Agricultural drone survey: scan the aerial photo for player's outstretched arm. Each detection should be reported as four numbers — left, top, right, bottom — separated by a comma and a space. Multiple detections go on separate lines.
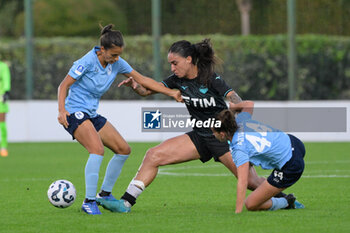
229, 101, 254, 115
118, 77, 154, 96
235, 162, 249, 214
226, 90, 242, 104
125, 70, 183, 102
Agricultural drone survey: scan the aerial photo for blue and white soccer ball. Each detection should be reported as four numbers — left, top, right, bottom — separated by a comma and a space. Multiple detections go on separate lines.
47, 180, 76, 208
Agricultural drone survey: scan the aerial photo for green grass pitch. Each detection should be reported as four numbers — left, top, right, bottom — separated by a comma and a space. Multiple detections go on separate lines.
0, 142, 349, 233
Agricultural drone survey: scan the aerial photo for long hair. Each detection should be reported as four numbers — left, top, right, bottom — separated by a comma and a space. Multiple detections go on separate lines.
213, 109, 238, 138
168, 38, 217, 86
99, 24, 124, 49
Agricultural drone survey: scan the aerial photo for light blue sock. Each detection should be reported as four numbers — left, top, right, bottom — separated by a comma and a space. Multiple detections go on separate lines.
101, 154, 129, 192
85, 154, 103, 200
269, 197, 288, 211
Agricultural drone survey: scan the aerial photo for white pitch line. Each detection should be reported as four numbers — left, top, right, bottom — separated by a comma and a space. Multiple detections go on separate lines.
158, 163, 350, 178
158, 171, 232, 177
158, 161, 350, 172
158, 171, 350, 178
0, 178, 61, 182
306, 160, 350, 164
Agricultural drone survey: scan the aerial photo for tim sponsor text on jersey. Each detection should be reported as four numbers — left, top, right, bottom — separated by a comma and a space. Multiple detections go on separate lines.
182, 96, 216, 108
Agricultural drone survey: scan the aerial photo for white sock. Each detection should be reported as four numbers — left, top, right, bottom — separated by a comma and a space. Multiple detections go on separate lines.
124, 180, 145, 207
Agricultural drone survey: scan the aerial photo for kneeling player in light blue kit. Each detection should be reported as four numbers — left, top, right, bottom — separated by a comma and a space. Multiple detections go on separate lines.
212, 101, 306, 213
57, 24, 181, 215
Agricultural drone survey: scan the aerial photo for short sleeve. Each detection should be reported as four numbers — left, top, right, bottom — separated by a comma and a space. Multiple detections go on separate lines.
162, 74, 178, 89
232, 149, 250, 168
68, 59, 91, 80
210, 75, 233, 97
117, 57, 133, 74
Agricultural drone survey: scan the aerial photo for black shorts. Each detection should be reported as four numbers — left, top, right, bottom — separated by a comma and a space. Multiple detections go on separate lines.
267, 134, 306, 188
186, 130, 230, 163
63, 111, 107, 140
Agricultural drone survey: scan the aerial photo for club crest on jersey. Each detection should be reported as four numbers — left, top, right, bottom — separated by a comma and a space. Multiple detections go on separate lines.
199, 85, 208, 94
107, 65, 112, 75
74, 65, 85, 75
74, 111, 84, 120
143, 110, 161, 129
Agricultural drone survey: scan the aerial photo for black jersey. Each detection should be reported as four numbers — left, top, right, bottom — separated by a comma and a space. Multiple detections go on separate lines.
162, 73, 232, 136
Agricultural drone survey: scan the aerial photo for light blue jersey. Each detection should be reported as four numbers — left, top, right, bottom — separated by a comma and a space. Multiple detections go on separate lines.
65, 47, 133, 117
230, 112, 292, 170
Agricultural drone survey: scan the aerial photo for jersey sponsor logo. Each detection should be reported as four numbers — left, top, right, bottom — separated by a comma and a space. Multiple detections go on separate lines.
199, 85, 208, 94
143, 110, 161, 129
74, 65, 85, 75
181, 86, 188, 90
215, 76, 221, 80
182, 96, 216, 108
74, 111, 84, 120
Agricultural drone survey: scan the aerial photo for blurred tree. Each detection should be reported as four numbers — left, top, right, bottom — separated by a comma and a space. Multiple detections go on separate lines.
1, 0, 350, 37
236, 0, 252, 35
14, 0, 127, 37
0, 0, 23, 37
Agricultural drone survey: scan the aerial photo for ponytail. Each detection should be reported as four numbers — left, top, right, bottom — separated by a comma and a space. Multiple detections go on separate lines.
193, 39, 216, 86
99, 24, 124, 49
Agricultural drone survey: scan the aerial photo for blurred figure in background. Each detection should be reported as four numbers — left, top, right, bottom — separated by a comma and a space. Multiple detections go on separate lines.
0, 60, 11, 157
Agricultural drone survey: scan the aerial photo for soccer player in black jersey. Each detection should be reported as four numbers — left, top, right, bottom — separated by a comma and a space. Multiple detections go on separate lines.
96, 39, 266, 213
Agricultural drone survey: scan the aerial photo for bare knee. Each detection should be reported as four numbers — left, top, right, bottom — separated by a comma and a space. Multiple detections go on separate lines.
119, 144, 131, 155
88, 144, 105, 155
245, 199, 259, 211
143, 147, 164, 166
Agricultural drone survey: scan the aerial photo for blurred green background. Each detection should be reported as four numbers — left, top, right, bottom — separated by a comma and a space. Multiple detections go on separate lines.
1, 0, 350, 100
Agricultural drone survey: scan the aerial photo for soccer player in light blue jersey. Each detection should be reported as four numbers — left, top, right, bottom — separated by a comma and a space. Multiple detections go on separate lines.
212, 101, 306, 213
57, 24, 182, 215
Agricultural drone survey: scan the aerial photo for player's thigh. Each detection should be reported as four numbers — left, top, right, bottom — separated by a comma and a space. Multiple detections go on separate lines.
245, 180, 284, 209
146, 134, 200, 166
98, 121, 130, 155
74, 120, 104, 155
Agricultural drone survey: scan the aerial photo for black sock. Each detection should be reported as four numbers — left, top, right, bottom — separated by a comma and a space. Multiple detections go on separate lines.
99, 190, 111, 197
274, 192, 287, 198
84, 198, 95, 203
121, 192, 136, 206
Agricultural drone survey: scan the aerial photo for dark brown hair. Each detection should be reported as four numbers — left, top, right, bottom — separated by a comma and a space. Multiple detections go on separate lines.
99, 24, 124, 49
213, 109, 238, 138
168, 38, 217, 86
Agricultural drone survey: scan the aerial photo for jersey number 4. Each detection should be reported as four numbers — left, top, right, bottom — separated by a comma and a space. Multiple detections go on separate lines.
245, 122, 272, 153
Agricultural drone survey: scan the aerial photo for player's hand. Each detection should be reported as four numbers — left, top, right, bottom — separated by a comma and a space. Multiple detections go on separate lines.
58, 109, 70, 128
171, 90, 183, 102
2, 91, 10, 102
229, 102, 242, 113
118, 77, 138, 89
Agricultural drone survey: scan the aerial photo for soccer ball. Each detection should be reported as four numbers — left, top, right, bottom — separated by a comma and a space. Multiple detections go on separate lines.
47, 180, 76, 208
